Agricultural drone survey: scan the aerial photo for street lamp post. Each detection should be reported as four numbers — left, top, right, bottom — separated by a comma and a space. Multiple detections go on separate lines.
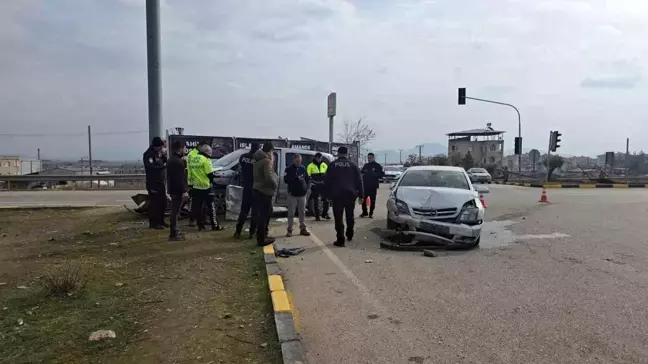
146, 0, 162, 142
458, 88, 522, 174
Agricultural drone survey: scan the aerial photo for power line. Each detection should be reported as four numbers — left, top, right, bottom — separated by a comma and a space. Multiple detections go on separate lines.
0, 130, 148, 137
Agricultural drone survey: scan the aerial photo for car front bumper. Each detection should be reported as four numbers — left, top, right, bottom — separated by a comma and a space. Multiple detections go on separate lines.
470, 176, 491, 183
388, 211, 482, 245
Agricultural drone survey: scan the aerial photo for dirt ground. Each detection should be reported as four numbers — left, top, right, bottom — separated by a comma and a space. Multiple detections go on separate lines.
0, 207, 281, 364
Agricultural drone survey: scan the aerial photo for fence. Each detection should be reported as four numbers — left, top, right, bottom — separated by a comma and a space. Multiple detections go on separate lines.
0, 174, 146, 191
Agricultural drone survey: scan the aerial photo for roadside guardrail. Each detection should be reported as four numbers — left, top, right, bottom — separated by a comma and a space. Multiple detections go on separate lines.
0, 174, 146, 191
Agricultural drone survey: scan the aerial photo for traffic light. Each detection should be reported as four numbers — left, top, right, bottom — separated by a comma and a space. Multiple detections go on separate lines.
458, 88, 466, 105
550, 131, 562, 152
514, 137, 522, 155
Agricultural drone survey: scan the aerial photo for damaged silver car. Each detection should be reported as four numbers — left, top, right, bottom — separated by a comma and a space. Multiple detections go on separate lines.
386, 166, 488, 248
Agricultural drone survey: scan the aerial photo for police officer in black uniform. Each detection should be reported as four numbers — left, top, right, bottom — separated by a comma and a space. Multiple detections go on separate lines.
360, 152, 385, 218
324, 146, 364, 247
143, 136, 168, 229
234, 142, 260, 239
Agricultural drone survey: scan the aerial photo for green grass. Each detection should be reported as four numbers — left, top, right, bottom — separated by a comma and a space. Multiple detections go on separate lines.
0, 208, 281, 364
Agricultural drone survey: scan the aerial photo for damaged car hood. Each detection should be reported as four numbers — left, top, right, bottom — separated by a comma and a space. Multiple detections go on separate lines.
396, 186, 477, 208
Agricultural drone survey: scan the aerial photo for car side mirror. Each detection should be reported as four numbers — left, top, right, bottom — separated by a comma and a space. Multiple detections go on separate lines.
473, 185, 489, 194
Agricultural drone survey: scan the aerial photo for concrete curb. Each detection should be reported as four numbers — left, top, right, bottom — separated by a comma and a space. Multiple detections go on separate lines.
493, 181, 648, 188
262, 244, 307, 364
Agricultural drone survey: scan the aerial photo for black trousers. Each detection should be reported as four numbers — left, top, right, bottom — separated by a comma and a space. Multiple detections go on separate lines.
361, 189, 377, 215
187, 186, 195, 224
252, 190, 273, 244
236, 188, 257, 235
332, 197, 356, 243
148, 188, 167, 227
191, 188, 217, 229
169, 194, 183, 236
310, 186, 329, 218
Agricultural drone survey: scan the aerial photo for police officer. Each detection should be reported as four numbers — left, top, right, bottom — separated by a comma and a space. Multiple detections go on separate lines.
307, 152, 331, 221
360, 152, 385, 218
167, 140, 189, 241
188, 144, 224, 231
143, 137, 168, 229
186, 141, 207, 227
324, 146, 364, 247
234, 142, 260, 239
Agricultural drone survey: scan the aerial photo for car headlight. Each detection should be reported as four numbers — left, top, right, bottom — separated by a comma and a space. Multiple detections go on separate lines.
456, 199, 481, 224
395, 199, 410, 216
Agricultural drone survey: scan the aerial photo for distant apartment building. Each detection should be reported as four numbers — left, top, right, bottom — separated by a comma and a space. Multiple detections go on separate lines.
0, 156, 42, 175
447, 123, 505, 167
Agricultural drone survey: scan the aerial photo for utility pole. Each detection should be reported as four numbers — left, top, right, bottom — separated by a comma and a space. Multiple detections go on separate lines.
626, 137, 630, 181
37, 148, 40, 160
384, 153, 387, 165
146, 0, 163, 142
88, 125, 93, 188
417, 145, 423, 163
398, 149, 403, 164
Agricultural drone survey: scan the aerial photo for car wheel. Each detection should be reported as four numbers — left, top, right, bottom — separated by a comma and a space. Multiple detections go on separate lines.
487, 181, 491, 184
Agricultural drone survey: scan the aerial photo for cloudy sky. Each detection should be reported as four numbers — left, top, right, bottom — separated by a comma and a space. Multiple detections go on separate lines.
1, 0, 647, 160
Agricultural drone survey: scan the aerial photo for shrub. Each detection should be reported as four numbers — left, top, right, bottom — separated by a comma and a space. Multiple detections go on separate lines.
42, 264, 87, 298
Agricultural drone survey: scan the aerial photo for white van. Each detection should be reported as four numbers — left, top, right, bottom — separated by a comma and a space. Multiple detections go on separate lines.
211, 148, 334, 211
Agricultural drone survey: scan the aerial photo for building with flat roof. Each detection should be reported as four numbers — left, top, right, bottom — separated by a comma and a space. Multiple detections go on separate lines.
447, 123, 505, 167
0, 156, 42, 175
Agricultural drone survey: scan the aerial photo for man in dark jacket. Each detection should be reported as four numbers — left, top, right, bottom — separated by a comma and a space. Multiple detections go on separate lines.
324, 146, 364, 247
283, 154, 311, 237
360, 152, 385, 218
251, 142, 278, 246
143, 136, 168, 229
167, 140, 189, 241
234, 142, 259, 239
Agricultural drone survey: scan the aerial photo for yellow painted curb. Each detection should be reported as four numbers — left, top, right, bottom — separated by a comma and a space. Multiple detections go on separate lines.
579, 184, 596, 188
263, 245, 275, 254
271, 290, 292, 313
544, 184, 562, 188
268, 274, 285, 292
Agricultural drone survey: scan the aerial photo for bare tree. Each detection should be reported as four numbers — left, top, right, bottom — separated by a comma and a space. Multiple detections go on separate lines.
337, 118, 376, 159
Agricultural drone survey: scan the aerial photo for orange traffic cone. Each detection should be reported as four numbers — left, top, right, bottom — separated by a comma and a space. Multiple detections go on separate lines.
479, 194, 488, 208
538, 187, 549, 203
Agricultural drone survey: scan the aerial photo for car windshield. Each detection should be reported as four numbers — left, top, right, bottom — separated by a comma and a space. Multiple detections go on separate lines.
212, 149, 247, 168
399, 169, 470, 190
385, 166, 402, 172
469, 168, 488, 173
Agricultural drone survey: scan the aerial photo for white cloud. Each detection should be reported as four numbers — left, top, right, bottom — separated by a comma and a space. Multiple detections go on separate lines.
1, 0, 648, 159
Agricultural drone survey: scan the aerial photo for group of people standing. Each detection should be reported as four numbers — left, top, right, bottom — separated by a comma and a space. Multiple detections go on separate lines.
143, 136, 386, 247
143, 137, 224, 241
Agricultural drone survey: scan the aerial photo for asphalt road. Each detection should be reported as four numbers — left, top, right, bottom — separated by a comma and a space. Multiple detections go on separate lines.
275, 184, 648, 364
0, 190, 142, 207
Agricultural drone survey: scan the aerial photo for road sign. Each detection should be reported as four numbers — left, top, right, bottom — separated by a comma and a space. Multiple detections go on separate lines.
327, 92, 337, 117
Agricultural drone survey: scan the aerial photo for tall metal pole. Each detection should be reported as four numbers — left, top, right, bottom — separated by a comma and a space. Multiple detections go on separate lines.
417, 145, 423, 162
146, 0, 162, 142
384, 153, 387, 165
398, 149, 403, 164
37, 148, 40, 160
88, 125, 93, 189
545, 131, 552, 183
625, 137, 630, 182
465, 96, 522, 174
328, 116, 334, 154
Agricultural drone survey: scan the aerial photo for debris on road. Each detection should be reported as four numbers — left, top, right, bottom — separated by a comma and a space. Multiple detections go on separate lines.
365, 259, 374, 263
88, 329, 116, 341
423, 250, 437, 258
275, 247, 305, 258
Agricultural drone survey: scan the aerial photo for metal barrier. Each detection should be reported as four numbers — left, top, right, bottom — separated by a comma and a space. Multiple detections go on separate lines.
0, 174, 146, 191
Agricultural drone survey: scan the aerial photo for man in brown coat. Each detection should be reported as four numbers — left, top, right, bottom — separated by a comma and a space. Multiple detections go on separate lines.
252, 142, 278, 246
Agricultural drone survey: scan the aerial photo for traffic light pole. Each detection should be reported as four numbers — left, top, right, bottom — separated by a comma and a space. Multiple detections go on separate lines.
546, 130, 553, 183
464, 96, 522, 174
